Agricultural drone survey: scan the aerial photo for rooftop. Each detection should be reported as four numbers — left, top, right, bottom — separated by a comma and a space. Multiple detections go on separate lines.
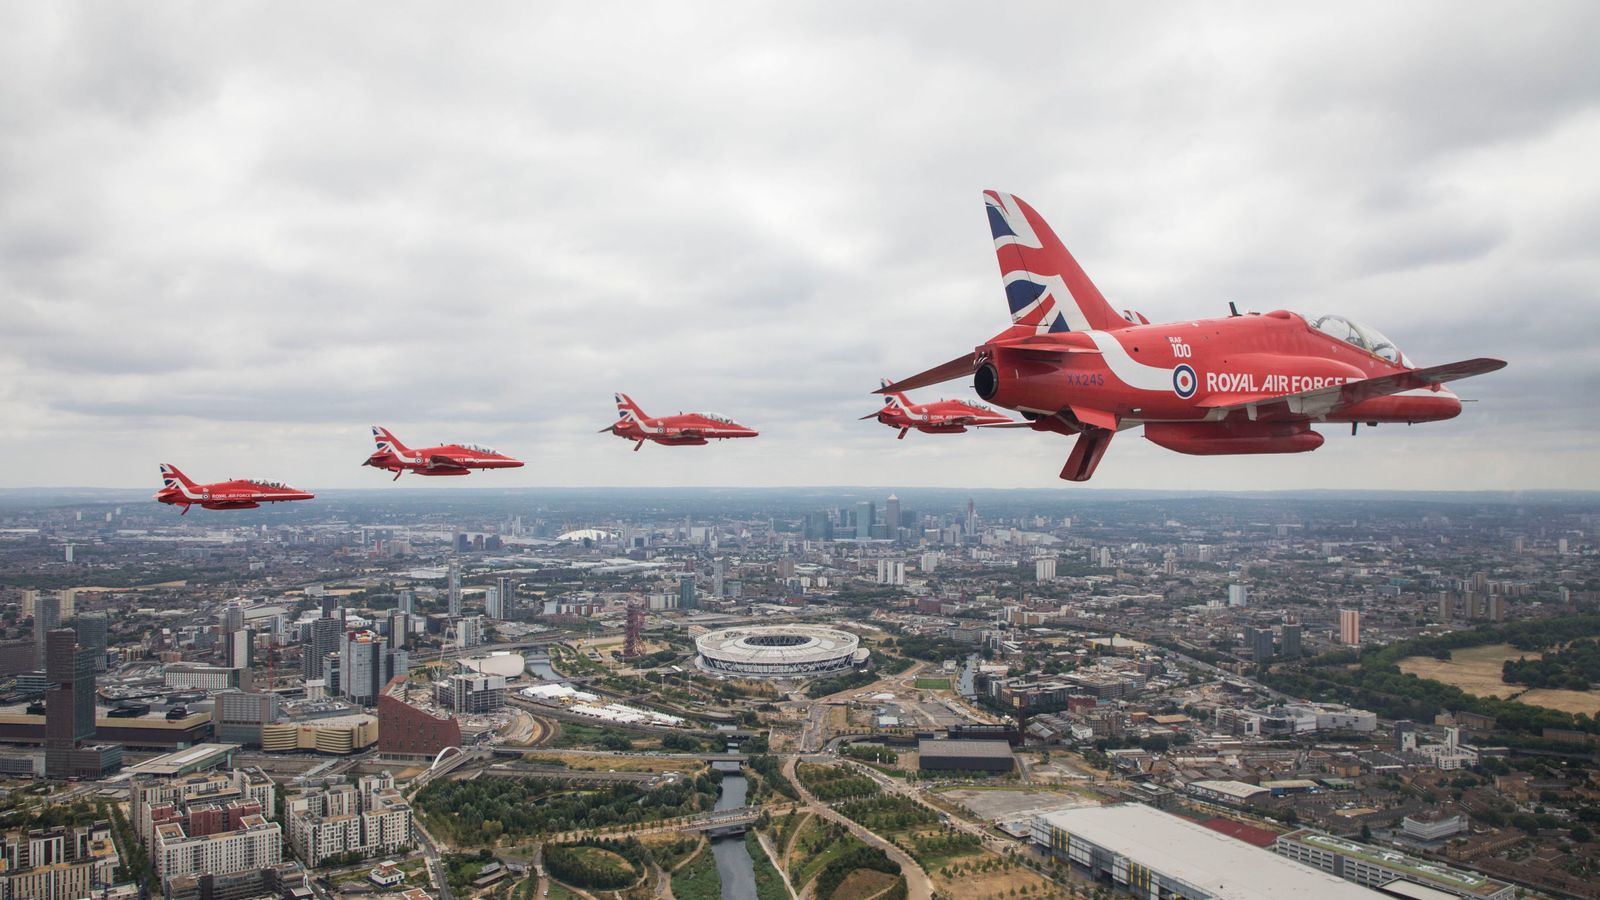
1037, 805, 1373, 900
918, 738, 1014, 760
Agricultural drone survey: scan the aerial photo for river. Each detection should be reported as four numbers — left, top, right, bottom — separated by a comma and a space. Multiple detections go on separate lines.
525, 653, 561, 682
710, 760, 756, 900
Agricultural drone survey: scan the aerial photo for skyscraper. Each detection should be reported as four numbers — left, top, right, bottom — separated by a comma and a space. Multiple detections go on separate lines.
1339, 609, 1361, 645
33, 593, 60, 669
302, 617, 341, 681
885, 495, 901, 542
856, 501, 874, 541
447, 561, 462, 616
340, 630, 407, 705
966, 498, 976, 535
397, 589, 414, 614
387, 610, 409, 650
679, 575, 697, 610
75, 612, 109, 672
44, 628, 94, 778
1228, 584, 1249, 607
497, 575, 515, 619
224, 627, 253, 669
1035, 558, 1057, 582
484, 587, 503, 620
712, 559, 725, 599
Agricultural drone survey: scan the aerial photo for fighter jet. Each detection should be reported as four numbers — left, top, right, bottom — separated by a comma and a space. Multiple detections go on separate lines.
863, 379, 1014, 439
881, 191, 1506, 481
362, 426, 524, 480
155, 463, 314, 514
601, 393, 759, 450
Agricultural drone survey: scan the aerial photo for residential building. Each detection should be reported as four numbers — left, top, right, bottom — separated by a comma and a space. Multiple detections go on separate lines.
286, 773, 413, 867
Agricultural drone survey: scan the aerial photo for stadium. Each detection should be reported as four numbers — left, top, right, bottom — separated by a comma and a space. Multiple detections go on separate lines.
695, 625, 864, 678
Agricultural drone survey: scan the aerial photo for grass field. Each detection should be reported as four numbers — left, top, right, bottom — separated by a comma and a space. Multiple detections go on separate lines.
671, 843, 721, 900
1397, 644, 1540, 699
831, 868, 897, 900
1514, 688, 1600, 715
914, 678, 953, 690
521, 751, 706, 774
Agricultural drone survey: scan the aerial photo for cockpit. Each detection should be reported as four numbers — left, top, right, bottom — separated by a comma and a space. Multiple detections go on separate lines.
458, 443, 497, 454
243, 479, 287, 489
1304, 313, 1403, 364
700, 413, 738, 425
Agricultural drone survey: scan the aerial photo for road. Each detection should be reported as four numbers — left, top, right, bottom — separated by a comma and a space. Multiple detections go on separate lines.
413, 817, 454, 900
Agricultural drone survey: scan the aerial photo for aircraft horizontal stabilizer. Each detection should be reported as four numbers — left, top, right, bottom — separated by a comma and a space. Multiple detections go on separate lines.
878, 353, 977, 394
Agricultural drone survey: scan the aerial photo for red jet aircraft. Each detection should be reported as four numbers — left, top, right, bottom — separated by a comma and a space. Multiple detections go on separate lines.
863, 379, 1015, 439
362, 426, 524, 480
155, 463, 314, 514
600, 393, 759, 450
881, 191, 1506, 482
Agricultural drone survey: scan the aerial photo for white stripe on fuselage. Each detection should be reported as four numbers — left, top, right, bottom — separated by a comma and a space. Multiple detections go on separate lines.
1085, 331, 1173, 392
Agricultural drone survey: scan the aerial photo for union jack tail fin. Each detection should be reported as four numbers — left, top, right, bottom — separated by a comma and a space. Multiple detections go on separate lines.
983, 190, 1132, 334
879, 379, 912, 411
371, 426, 412, 456
615, 393, 648, 423
159, 463, 198, 491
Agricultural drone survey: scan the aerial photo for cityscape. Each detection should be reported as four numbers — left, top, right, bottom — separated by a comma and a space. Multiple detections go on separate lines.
1, 488, 1597, 899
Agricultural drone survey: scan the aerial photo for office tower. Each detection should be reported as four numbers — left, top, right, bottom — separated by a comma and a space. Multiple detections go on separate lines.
1280, 622, 1302, 659
75, 612, 109, 672
712, 559, 725, 598
1228, 584, 1249, 607
497, 575, 515, 619
44, 629, 94, 778
966, 498, 976, 535
224, 627, 253, 669
33, 593, 61, 668
447, 561, 462, 616
485, 587, 503, 620
1339, 609, 1361, 645
885, 495, 901, 541
397, 589, 414, 614
64, 543, 74, 563
679, 575, 697, 610
1248, 627, 1275, 662
319, 593, 336, 619
856, 501, 874, 541
219, 604, 246, 633
1035, 558, 1057, 582
301, 617, 341, 681
387, 610, 409, 650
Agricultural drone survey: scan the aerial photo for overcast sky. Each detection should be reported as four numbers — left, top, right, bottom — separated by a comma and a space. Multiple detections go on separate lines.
1, 3, 1596, 492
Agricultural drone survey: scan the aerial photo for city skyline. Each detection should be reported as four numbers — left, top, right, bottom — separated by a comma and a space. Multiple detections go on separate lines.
2, 4, 1596, 491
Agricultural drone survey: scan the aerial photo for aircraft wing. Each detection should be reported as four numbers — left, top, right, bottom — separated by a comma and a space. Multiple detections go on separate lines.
1202, 358, 1506, 421
426, 454, 470, 469
878, 353, 976, 394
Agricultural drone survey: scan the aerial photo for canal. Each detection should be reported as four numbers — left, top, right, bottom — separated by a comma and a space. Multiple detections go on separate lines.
710, 760, 756, 900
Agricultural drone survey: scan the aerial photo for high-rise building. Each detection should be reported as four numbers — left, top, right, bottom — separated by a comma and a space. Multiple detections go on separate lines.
1339, 609, 1361, 645
447, 561, 462, 616
74, 612, 109, 672
1280, 622, 1302, 659
386, 610, 409, 650
885, 495, 901, 541
496, 575, 515, 619
44, 629, 95, 778
340, 631, 406, 705
875, 559, 905, 586
712, 559, 725, 598
965, 498, 976, 535
301, 618, 341, 681
1035, 558, 1057, 582
856, 501, 875, 541
397, 589, 414, 614
1248, 627, 1275, 662
920, 551, 940, 574
679, 575, 697, 610
1228, 584, 1249, 607
223, 628, 253, 669
484, 587, 503, 620
318, 594, 336, 619
63, 543, 74, 563
454, 616, 483, 649
33, 593, 61, 669
219, 604, 245, 633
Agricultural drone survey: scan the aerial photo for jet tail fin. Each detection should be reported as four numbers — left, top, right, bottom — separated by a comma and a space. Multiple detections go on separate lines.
615, 393, 648, 422
879, 378, 913, 410
159, 463, 198, 491
983, 191, 1132, 334
372, 426, 412, 456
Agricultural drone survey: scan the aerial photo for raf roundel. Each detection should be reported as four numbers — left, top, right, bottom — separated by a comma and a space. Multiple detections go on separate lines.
1172, 364, 1198, 399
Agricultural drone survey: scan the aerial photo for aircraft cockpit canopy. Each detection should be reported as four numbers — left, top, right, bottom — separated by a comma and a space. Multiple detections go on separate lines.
458, 443, 497, 454
1305, 313, 1402, 364
700, 413, 738, 425
243, 479, 287, 489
